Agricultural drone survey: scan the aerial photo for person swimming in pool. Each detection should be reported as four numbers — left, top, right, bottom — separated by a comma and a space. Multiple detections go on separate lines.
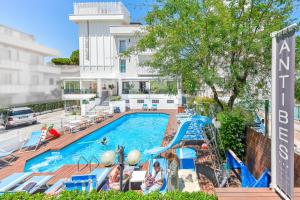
99, 137, 108, 145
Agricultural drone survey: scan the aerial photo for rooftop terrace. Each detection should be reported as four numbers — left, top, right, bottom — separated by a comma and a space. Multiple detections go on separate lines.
73, 2, 130, 16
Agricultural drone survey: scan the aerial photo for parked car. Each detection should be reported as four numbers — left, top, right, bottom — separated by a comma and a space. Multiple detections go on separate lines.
2, 107, 37, 129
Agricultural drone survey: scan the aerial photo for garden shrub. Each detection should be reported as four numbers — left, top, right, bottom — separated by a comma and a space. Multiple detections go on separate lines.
51, 58, 71, 65
0, 190, 217, 200
109, 96, 122, 101
216, 108, 253, 160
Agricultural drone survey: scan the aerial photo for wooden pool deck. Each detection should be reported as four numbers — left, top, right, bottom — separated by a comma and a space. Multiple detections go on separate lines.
216, 187, 300, 200
0, 110, 178, 186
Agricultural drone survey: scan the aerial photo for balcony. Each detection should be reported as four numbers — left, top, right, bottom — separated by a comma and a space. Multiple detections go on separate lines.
63, 89, 97, 95
70, 2, 130, 23
62, 88, 97, 101
137, 66, 159, 76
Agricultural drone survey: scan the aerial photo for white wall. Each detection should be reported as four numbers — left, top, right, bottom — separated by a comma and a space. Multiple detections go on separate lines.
121, 94, 179, 109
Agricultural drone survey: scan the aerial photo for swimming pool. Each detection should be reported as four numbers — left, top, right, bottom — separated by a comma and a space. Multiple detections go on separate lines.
24, 113, 169, 172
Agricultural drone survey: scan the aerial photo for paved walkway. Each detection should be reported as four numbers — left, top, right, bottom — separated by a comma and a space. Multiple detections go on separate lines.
0, 110, 83, 152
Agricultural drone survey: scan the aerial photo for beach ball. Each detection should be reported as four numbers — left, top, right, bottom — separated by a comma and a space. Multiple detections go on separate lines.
201, 143, 208, 150
101, 151, 116, 166
127, 150, 141, 166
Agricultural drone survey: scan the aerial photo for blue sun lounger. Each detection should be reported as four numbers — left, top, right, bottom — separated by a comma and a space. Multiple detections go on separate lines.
48, 167, 112, 193
147, 158, 168, 193
64, 181, 92, 191
20, 131, 43, 151
144, 120, 191, 156
13, 175, 53, 194
70, 167, 112, 190
0, 172, 32, 193
176, 148, 197, 170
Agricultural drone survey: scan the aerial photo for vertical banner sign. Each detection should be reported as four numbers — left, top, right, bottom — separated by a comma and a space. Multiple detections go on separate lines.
271, 24, 297, 200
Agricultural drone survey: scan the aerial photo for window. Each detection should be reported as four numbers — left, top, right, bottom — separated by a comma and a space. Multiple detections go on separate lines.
152, 100, 159, 104
137, 100, 144, 104
119, 59, 126, 73
49, 78, 54, 85
119, 40, 126, 53
167, 100, 174, 104
125, 100, 130, 103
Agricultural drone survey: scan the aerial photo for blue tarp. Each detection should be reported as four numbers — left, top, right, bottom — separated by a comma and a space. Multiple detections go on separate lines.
225, 150, 271, 188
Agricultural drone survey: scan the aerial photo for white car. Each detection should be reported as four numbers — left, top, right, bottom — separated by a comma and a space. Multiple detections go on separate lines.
2, 107, 37, 129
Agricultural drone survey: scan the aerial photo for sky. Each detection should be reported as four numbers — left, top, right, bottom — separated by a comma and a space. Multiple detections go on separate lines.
0, 0, 299, 58
0, 0, 156, 58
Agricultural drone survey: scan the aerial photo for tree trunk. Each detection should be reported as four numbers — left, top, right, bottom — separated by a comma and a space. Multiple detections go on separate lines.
210, 85, 224, 111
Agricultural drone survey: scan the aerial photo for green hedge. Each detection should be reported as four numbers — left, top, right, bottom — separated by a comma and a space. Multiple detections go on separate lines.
217, 108, 253, 160
0, 101, 64, 114
25, 101, 64, 113
0, 190, 217, 200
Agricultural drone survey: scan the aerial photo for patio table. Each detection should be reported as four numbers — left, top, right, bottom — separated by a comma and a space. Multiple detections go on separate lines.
129, 170, 147, 190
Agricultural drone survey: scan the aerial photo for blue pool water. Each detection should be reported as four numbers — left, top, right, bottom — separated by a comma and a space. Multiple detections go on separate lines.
24, 113, 169, 172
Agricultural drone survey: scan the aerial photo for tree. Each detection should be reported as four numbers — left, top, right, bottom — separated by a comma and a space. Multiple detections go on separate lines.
51, 50, 79, 65
70, 50, 79, 65
130, 0, 295, 110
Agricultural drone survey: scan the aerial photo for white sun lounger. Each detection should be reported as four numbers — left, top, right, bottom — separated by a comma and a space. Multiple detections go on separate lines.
13, 175, 53, 194
0, 149, 17, 166
44, 179, 65, 195
0, 172, 32, 192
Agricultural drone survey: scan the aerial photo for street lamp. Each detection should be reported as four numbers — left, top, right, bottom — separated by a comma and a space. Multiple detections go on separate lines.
100, 146, 141, 191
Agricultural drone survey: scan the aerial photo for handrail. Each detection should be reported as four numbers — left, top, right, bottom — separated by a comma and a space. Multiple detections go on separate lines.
77, 156, 89, 172
89, 156, 100, 172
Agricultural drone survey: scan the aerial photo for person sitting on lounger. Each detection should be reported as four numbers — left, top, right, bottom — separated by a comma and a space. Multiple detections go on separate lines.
109, 165, 121, 183
108, 165, 132, 190
141, 161, 164, 193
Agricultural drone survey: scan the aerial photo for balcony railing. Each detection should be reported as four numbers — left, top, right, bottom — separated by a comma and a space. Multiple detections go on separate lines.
137, 66, 159, 75
64, 89, 97, 94
73, 2, 129, 16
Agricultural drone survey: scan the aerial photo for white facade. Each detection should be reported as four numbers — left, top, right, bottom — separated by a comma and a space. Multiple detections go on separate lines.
0, 24, 62, 108
64, 2, 180, 113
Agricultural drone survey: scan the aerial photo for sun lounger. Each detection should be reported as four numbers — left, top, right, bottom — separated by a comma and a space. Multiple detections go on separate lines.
142, 104, 148, 111
71, 167, 112, 191
0, 172, 32, 192
48, 167, 112, 193
13, 175, 53, 194
19, 131, 43, 151
44, 179, 65, 195
176, 148, 197, 170
64, 180, 92, 192
0, 148, 18, 166
151, 104, 158, 111
144, 120, 191, 156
